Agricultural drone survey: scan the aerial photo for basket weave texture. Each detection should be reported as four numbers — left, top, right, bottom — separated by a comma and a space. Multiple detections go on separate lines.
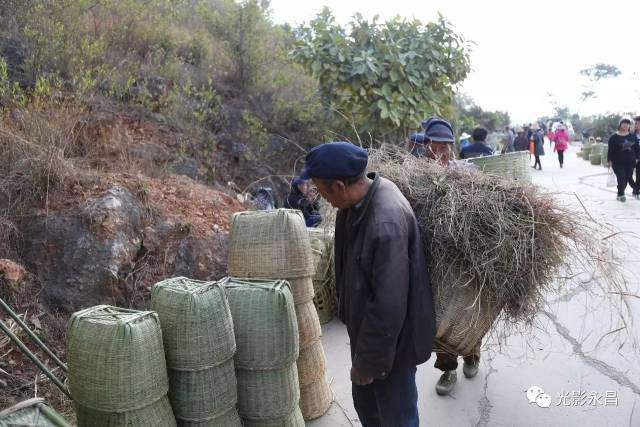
167, 358, 237, 422
241, 407, 304, 427
295, 300, 322, 350
236, 364, 301, 420
151, 277, 236, 369
467, 151, 531, 181
308, 228, 336, 324
433, 271, 502, 356
75, 396, 176, 427
223, 278, 299, 369
67, 305, 170, 413
299, 377, 333, 420
175, 406, 243, 427
228, 209, 314, 278
296, 339, 327, 386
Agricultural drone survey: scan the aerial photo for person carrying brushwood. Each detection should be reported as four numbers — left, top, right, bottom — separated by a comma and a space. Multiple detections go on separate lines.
300, 141, 435, 427
283, 176, 322, 226
607, 118, 639, 202
459, 126, 494, 159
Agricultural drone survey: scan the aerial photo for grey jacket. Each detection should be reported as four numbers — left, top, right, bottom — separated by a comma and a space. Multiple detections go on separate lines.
334, 173, 435, 379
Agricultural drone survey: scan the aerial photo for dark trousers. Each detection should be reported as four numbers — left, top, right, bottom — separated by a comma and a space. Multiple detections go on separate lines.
533, 154, 542, 169
434, 342, 481, 371
635, 162, 640, 195
612, 161, 635, 196
557, 150, 564, 166
352, 366, 419, 427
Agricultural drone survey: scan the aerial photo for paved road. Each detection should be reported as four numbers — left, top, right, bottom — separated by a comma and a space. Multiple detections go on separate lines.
308, 145, 640, 427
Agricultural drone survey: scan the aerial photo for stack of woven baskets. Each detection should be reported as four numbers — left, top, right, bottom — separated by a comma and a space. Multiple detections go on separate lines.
589, 143, 604, 165
222, 278, 303, 426
151, 277, 241, 426
67, 306, 176, 427
308, 227, 336, 324
466, 151, 531, 182
228, 209, 332, 420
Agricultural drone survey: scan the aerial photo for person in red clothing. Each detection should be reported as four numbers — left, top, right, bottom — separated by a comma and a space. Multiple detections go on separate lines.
554, 124, 570, 168
546, 127, 556, 148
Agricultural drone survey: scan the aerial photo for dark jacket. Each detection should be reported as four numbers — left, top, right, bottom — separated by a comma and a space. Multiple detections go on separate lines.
514, 134, 529, 151
283, 185, 321, 226
334, 173, 435, 379
533, 131, 545, 156
607, 133, 638, 164
460, 142, 494, 159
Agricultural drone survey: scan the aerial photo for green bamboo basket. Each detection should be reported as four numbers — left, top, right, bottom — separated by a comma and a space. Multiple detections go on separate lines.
466, 151, 531, 181
582, 145, 592, 160
308, 228, 336, 323
0, 398, 71, 427
67, 305, 170, 414
222, 278, 299, 370
167, 358, 238, 423
589, 153, 602, 165
236, 364, 300, 421
228, 209, 314, 279
151, 277, 236, 369
75, 396, 176, 427
176, 406, 243, 427
241, 407, 304, 427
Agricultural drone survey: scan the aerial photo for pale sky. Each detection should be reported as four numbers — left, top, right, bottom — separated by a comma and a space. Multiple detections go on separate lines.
269, 0, 640, 125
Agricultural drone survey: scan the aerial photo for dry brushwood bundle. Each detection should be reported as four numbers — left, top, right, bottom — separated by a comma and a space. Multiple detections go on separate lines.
369, 146, 628, 355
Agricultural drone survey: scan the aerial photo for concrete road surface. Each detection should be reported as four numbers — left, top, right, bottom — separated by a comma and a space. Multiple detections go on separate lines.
308, 144, 640, 427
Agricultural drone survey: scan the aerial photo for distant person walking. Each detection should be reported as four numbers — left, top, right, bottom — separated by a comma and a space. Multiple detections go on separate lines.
502, 126, 515, 153
554, 124, 570, 168
531, 126, 545, 170
546, 127, 556, 148
513, 128, 529, 151
607, 118, 639, 202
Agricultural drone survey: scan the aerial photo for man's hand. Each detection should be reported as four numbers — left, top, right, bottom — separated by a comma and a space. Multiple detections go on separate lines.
350, 366, 374, 386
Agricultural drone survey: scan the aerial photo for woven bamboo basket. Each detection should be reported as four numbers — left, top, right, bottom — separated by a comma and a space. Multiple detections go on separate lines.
582, 145, 592, 160
223, 278, 299, 370
0, 398, 71, 427
466, 151, 531, 181
168, 358, 237, 423
151, 277, 236, 369
308, 228, 336, 323
589, 153, 602, 165
75, 396, 176, 427
242, 407, 304, 427
299, 377, 333, 420
228, 209, 314, 279
236, 364, 300, 421
313, 283, 336, 324
287, 276, 315, 304
176, 406, 243, 427
433, 271, 502, 356
67, 305, 170, 413
296, 339, 328, 387
295, 300, 322, 350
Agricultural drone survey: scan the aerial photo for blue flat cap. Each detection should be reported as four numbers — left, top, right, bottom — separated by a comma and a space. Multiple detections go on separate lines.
422, 116, 455, 143
300, 141, 368, 180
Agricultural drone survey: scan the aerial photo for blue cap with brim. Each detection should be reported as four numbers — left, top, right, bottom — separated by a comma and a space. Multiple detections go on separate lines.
300, 141, 368, 180
422, 116, 455, 143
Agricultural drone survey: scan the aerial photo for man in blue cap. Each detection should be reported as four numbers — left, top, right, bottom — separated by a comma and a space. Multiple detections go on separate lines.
300, 141, 436, 427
